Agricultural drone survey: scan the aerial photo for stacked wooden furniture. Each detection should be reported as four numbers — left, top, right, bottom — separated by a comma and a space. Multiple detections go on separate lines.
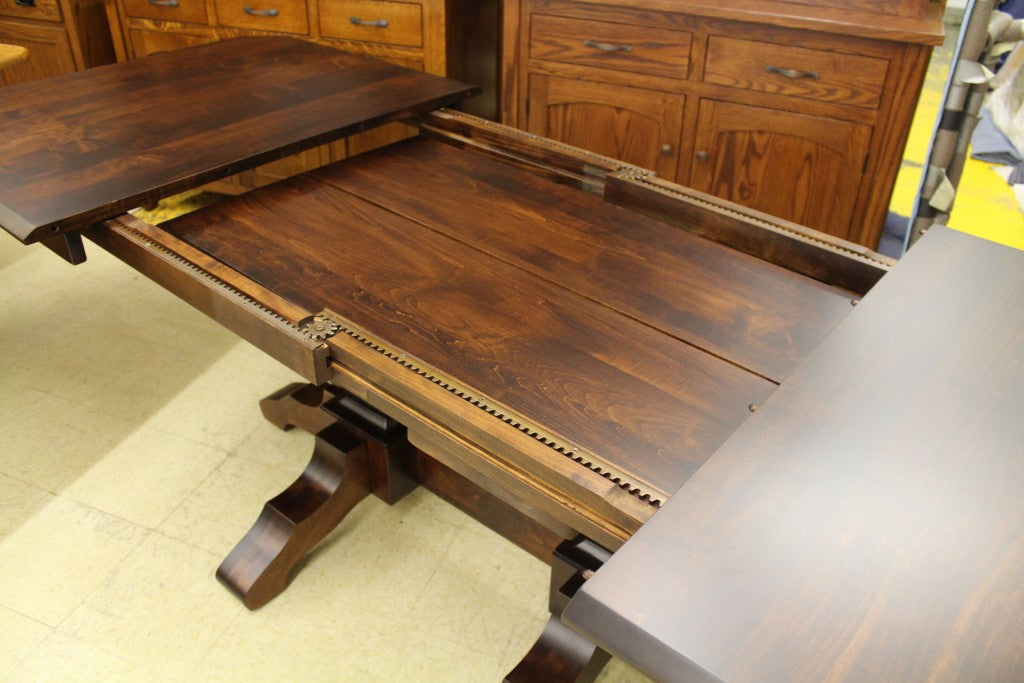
502, 0, 945, 247
0, 0, 113, 84
102, 0, 493, 190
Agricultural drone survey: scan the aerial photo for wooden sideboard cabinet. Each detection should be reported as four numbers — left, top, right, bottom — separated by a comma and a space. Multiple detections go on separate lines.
0, 0, 114, 84
102, 0, 495, 189
502, 0, 945, 247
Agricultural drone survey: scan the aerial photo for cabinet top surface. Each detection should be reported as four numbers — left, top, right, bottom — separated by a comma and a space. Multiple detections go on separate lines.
0, 36, 476, 245
555, 0, 946, 44
565, 226, 1024, 681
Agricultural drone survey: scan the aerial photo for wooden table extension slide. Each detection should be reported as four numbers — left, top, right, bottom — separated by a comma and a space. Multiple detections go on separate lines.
564, 226, 1024, 681
5, 37, 1014, 682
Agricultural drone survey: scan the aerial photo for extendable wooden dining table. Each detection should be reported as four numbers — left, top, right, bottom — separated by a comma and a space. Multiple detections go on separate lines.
7, 37, 1013, 682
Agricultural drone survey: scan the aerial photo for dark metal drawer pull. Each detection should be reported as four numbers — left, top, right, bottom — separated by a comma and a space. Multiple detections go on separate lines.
583, 39, 632, 53
243, 5, 278, 16
148, 0, 180, 7
14, 0, 36, 7
350, 16, 388, 27
765, 65, 819, 80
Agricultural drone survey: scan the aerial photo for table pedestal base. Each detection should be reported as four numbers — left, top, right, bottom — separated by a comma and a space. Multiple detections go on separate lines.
506, 537, 612, 682
216, 383, 415, 609
222, 383, 608, 679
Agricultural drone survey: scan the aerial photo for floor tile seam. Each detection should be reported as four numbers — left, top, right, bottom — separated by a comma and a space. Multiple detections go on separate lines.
145, 448, 234, 534
400, 530, 544, 659
0, 471, 53, 499
404, 603, 540, 662
50, 527, 227, 652
0, 618, 51, 683
189, 607, 254, 676
178, 616, 239, 681
0, 602, 55, 673
9, 627, 144, 680
404, 519, 465, 613
51, 444, 230, 534
42, 525, 156, 633
228, 424, 313, 474
495, 616, 548, 675
21, 384, 149, 440
0, 484, 153, 542
143, 419, 251, 455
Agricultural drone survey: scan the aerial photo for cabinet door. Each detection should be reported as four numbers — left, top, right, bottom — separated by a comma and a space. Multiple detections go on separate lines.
0, 21, 75, 85
527, 74, 684, 180
691, 99, 871, 239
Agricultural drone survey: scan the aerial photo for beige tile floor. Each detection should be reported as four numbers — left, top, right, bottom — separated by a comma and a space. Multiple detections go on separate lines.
0, 235, 650, 681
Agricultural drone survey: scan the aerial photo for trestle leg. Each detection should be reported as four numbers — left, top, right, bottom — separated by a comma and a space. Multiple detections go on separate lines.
217, 383, 416, 609
505, 537, 612, 682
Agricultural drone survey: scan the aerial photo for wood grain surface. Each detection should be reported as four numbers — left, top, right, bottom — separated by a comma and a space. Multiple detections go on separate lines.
311, 137, 855, 382
0, 36, 476, 244
158, 138, 852, 495
565, 226, 1024, 681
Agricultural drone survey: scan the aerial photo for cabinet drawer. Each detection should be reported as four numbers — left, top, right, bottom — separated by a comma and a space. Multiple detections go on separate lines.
530, 14, 691, 80
704, 36, 888, 109
215, 0, 308, 34
128, 28, 213, 57
0, 0, 61, 23
319, 0, 422, 47
124, 0, 208, 24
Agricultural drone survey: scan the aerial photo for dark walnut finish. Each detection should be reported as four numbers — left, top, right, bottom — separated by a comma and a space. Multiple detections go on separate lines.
565, 226, 1024, 681
0, 36, 476, 244
1, 40, 916, 680
155, 136, 856, 495
101, 0, 502, 192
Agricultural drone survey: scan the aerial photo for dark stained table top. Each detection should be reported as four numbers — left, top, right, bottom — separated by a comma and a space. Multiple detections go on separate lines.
564, 226, 1024, 681
0, 36, 476, 245
156, 136, 855, 499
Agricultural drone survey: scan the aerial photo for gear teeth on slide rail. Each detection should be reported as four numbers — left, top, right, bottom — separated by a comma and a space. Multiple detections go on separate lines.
121, 226, 328, 345
324, 311, 664, 508
119, 225, 663, 508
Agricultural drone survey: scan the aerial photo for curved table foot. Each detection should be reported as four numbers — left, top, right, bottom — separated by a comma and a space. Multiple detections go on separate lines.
506, 537, 613, 682
505, 614, 611, 682
217, 422, 370, 609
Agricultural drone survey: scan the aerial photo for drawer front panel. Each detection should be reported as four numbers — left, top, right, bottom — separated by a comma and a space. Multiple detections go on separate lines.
124, 0, 208, 24
704, 36, 888, 109
215, 0, 308, 34
128, 28, 213, 58
319, 0, 422, 47
530, 14, 691, 80
0, 0, 61, 23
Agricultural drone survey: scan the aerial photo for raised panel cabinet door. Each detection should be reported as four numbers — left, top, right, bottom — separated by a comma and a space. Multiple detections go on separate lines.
527, 74, 684, 181
0, 21, 75, 85
691, 99, 872, 240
